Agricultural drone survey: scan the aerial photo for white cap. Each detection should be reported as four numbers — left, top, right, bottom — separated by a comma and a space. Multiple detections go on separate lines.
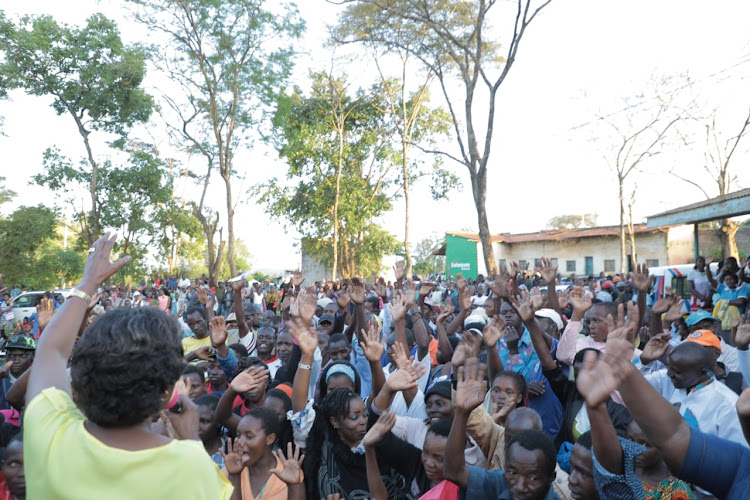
317, 297, 333, 309
535, 308, 563, 330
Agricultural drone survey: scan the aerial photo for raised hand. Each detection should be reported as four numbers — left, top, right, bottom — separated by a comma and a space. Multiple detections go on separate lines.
403, 281, 417, 307
640, 332, 672, 364
557, 290, 569, 310
460, 288, 472, 311
336, 290, 351, 311
78, 233, 132, 295
219, 437, 247, 474
37, 304, 55, 331
455, 274, 467, 292
231, 279, 246, 292
455, 357, 487, 412
391, 341, 411, 371
651, 294, 676, 315
419, 282, 433, 300
537, 257, 557, 284
482, 316, 506, 347
629, 263, 652, 292
363, 411, 397, 448
291, 270, 305, 288
569, 286, 592, 312
195, 287, 208, 305
606, 302, 639, 343
0, 361, 14, 380
297, 288, 317, 324
393, 261, 405, 281
735, 315, 750, 350
270, 442, 305, 485
349, 278, 365, 305
287, 317, 318, 355
385, 365, 423, 392
488, 276, 511, 299
230, 366, 269, 393
576, 338, 635, 407
663, 299, 685, 323
374, 279, 388, 299
492, 400, 516, 425
391, 291, 408, 322
508, 290, 535, 323
210, 316, 228, 346
437, 302, 454, 323
360, 322, 385, 363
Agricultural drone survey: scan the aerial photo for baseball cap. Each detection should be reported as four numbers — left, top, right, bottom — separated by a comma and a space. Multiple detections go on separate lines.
686, 329, 721, 351
226, 312, 237, 322
602, 281, 613, 289
613, 276, 622, 283
319, 313, 334, 325
535, 308, 563, 330
5, 335, 36, 351
685, 310, 719, 327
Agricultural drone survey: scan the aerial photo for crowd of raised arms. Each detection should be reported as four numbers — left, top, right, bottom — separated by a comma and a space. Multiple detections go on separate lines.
2, 234, 750, 499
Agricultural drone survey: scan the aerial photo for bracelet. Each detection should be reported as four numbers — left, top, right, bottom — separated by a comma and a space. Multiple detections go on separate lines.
68, 287, 93, 304
298, 363, 312, 370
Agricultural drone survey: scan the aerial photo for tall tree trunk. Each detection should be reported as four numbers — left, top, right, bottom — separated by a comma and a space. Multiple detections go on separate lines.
71, 112, 99, 246
332, 129, 344, 281
628, 191, 636, 270
719, 218, 739, 259
471, 171, 497, 277
619, 177, 626, 274
222, 172, 236, 277
403, 147, 412, 279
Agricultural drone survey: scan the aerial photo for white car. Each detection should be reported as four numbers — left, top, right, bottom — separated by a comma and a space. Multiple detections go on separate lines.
11, 290, 70, 324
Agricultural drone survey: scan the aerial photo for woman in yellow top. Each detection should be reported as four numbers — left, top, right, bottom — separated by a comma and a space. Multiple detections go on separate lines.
24, 233, 233, 499
220, 407, 305, 500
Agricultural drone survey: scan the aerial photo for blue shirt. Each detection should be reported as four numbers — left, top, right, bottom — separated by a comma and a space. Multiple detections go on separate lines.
679, 426, 750, 499
496, 328, 563, 439
460, 466, 561, 500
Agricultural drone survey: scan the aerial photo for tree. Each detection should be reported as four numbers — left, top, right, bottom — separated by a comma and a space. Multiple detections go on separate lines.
670, 107, 750, 259
333, 0, 554, 276
34, 142, 175, 255
372, 56, 457, 279
546, 214, 598, 231
0, 176, 15, 205
597, 92, 681, 273
0, 205, 85, 288
412, 235, 446, 278
257, 71, 399, 278
127, 0, 304, 277
0, 13, 153, 245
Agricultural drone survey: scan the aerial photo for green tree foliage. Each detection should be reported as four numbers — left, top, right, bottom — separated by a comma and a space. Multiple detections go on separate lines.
546, 214, 598, 231
0, 12, 153, 245
35, 142, 174, 256
127, 0, 304, 277
333, 0, 553, 276
411, 235, 446, 278
0, 176, 15, 205
0, 206, 85, 288
257, 71, 399, 278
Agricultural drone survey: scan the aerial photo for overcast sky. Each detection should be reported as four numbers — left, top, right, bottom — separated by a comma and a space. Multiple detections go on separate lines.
2, 0, 749, 272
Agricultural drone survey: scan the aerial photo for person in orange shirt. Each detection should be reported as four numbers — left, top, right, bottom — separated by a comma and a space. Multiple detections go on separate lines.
220, 407, 305, 500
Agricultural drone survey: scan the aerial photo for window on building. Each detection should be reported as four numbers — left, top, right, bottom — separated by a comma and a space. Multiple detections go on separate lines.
550, 258, 558, 269
604, 260, 615, 273
566, 260, 576, 272
519, 260, 528, 272
646, 259, 659, 268
498, 259, 506, 271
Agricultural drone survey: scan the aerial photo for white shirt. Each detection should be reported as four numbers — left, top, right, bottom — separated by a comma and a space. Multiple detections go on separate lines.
645, 369, 747, 446
178, 278, 191, 288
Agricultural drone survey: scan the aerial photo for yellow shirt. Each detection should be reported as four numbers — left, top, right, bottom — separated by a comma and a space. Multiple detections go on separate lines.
183, 335, 213, 357
25, 388, 233, 500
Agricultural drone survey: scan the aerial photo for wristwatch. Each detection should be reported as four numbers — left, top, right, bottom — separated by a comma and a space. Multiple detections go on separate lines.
68, 288, 93, 304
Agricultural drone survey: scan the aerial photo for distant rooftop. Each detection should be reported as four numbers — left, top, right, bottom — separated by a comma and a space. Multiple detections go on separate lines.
647, 187, 750, 227
446, 223, 666, 245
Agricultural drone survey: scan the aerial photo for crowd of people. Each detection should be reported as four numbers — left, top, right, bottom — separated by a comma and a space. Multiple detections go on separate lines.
1, 234, 750, 499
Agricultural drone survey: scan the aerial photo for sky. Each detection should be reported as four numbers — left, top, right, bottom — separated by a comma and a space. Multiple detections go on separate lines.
2, 0, 750, 273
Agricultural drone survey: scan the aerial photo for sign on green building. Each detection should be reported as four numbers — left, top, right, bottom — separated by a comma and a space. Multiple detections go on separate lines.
445, 234, 478, 280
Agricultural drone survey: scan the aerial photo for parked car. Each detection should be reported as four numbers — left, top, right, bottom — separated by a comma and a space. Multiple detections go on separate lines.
11, 289, 70, 324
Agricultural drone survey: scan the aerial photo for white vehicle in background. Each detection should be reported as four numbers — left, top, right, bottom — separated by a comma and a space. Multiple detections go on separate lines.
11, 289, 70, 324
648, 263, 719, 301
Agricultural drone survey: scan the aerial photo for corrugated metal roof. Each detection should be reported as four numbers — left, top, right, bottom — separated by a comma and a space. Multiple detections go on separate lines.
446, 224, 666, 244
647, 187, 750, 227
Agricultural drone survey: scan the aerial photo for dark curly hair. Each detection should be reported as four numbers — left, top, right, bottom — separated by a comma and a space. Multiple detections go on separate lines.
506, 429, 557, 477
243, 407, 280, 439
70, 307, 184, 427
493, 370, 528, 407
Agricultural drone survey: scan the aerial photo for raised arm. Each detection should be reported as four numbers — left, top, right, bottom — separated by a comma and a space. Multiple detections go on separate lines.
482, 317, 506, 381
576, 338, 691, 473
630, 263, 651, 327
231, 280, 249, 339
511, 291, 557, 371
27, 233, 130, 403
215, 366, 269, 434
360, 322, 387, 401
538, 257, 563, 316
362, 412, 394, 500
443, 357, 487, 489
435, 303, 455, 363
